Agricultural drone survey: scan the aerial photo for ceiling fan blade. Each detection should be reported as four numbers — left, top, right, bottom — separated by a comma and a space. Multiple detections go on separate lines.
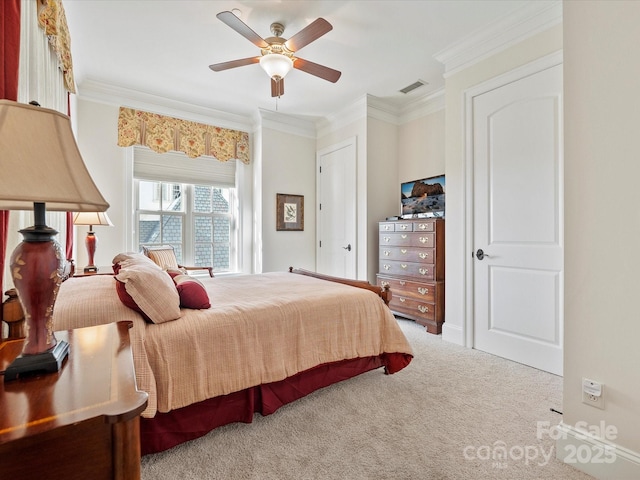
293, 58, 341, 83
271, 78, 285, 98
209, 57, 261, 72
284, 18, 332, 52
217, 11, 269, 48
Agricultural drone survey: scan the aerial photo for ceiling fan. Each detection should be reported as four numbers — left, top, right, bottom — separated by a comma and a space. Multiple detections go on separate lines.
209, 11, 341, 98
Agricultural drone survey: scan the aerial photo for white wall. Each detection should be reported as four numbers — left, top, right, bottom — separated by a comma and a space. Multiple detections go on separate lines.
442, 24, 563, 343
366, 115, 398, 283
73, 98, 129, 268
259, 124, 317, 273
562, 1, 640, 475
398, 109, 446, 185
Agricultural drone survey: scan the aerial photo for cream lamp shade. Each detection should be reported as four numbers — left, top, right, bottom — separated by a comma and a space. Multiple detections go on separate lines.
73, 211, 114, 228
0, 100, 109, 212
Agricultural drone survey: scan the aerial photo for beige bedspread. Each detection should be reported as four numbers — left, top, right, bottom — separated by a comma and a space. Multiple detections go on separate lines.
53, 272, 413, 418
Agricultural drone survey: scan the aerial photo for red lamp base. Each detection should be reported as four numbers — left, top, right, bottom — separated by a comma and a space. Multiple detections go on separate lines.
4, 202, 69, 381
84, 230, 97, 273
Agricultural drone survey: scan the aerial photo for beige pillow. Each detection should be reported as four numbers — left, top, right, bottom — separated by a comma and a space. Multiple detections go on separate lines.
115, 261, 181, 324
113, 252, 159, 269
146, 248, 182, 271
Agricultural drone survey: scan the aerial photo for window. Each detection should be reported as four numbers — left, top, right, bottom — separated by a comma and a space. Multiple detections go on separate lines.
136, 180, 236, 273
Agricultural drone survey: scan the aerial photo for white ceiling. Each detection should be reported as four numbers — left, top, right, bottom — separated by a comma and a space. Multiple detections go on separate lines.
63, 0, 538, 121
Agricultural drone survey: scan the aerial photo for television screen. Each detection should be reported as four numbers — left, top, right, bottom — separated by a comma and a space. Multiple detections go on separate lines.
401, 174, 445, 218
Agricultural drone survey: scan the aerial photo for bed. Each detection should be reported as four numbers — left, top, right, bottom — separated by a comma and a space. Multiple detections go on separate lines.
51, 253, 413, 455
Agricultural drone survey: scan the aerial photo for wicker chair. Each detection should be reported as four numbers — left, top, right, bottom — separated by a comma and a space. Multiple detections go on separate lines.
141, 245, 214, 277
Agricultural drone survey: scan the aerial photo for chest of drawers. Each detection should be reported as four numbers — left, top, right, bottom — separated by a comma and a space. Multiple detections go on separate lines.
376, 219, 444, 334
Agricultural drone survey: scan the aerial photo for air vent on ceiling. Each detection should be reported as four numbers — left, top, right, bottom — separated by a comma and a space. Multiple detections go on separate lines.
399, 80, 428, 94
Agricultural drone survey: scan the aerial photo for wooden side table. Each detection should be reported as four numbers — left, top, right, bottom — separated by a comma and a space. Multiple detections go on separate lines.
0, 321, 148, 480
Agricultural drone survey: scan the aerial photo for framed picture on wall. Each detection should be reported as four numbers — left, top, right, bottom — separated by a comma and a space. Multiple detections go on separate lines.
276, 193, 304, 231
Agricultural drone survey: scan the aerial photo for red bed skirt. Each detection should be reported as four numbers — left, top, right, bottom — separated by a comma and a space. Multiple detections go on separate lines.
140, 352, 412, 455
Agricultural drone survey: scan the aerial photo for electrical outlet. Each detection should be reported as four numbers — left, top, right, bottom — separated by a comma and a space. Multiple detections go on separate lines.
582, 378, 605, 410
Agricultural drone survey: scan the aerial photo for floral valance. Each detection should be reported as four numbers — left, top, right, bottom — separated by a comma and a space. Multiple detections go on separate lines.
117, 107, 250, 164
37, 0, 76, 93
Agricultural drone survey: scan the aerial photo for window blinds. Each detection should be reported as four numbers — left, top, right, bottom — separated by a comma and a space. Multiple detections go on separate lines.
133, 146, 236, 187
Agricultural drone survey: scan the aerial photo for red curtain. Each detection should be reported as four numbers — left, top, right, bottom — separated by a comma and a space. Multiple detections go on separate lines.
65, 94, 73, 260
1, 0, 21, 298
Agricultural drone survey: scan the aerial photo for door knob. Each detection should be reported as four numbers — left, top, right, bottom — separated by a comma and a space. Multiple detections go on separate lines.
343, 244, 352, 252
475, 248, 490, 260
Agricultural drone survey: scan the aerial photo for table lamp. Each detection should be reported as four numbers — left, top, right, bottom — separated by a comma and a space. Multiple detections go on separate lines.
73, 211, 113, 273
0, 100, 109, 381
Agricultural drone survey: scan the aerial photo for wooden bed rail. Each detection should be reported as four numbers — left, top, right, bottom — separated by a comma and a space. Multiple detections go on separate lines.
289, 267, 391, 306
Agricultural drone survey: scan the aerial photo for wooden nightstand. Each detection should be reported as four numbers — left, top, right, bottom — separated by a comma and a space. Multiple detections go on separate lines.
73, 266, 114, 277
0, 322, 148, 480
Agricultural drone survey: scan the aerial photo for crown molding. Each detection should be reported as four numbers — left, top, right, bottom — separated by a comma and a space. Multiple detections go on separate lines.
316, 95, 368, 138
434, 0, 562, 77
367, 95, 401, 125
398, 89, 445, 124
316, 89, 446, 137
257, 109, 317, 138
75, 78, 254, 132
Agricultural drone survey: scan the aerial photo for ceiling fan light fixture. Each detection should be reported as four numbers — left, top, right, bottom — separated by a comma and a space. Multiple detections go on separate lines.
260, 53, 293, 80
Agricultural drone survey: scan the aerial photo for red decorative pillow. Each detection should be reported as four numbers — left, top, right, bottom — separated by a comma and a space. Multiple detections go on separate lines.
173, 275, 211, 309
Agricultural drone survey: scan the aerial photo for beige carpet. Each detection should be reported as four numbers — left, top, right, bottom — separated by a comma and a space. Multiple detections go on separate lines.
141, 319, 593, 480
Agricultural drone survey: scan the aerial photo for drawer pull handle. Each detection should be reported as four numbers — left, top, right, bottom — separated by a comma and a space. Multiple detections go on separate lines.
401, 249, 407, 254
384, 237, 390, 242
418, 287, 429, 295
419, 237, 428, 244
419, 268, 428, 275
419, 252, 429, 259
418, 224, 428, 230
401, 264, 407, 269
384, 250, 390, 256
401, 234, 408, 239
399, 281, 406, 286
381, 281, 389, 287
418, 305, 429, 313
401, 225, 408, 230
383, 264, 391, 270
384, 225, 391, 230
399, 297, 406, 303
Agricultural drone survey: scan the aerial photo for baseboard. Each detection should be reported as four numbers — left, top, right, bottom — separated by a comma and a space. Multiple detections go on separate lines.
555, 422, 640, 479
442, 323, 464, 345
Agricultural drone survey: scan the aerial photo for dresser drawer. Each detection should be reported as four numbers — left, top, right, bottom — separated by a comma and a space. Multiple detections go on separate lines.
379, 260, 434, 279
380, 246, 435, 264
389, 296, 436, 322
379, 232, 435, 248
394, 221, 414, 232
413, 220, 435, 232
379, 221, 419, 232
377, 275, 436, 302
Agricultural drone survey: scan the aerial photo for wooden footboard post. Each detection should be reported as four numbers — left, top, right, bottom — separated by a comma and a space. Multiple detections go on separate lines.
289, 267, 391, 306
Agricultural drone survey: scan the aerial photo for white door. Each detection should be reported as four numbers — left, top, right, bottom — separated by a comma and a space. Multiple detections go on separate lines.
317, 138, 356, 278
472, 63, 563, 375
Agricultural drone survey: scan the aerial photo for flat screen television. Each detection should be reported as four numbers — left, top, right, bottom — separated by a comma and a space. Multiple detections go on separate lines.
401, 174, 445, 218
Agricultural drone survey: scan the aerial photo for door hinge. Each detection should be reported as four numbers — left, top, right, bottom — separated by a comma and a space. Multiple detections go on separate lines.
319, 203, 322, 210
319, 240, 322, 248
319, 166, 322, 173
